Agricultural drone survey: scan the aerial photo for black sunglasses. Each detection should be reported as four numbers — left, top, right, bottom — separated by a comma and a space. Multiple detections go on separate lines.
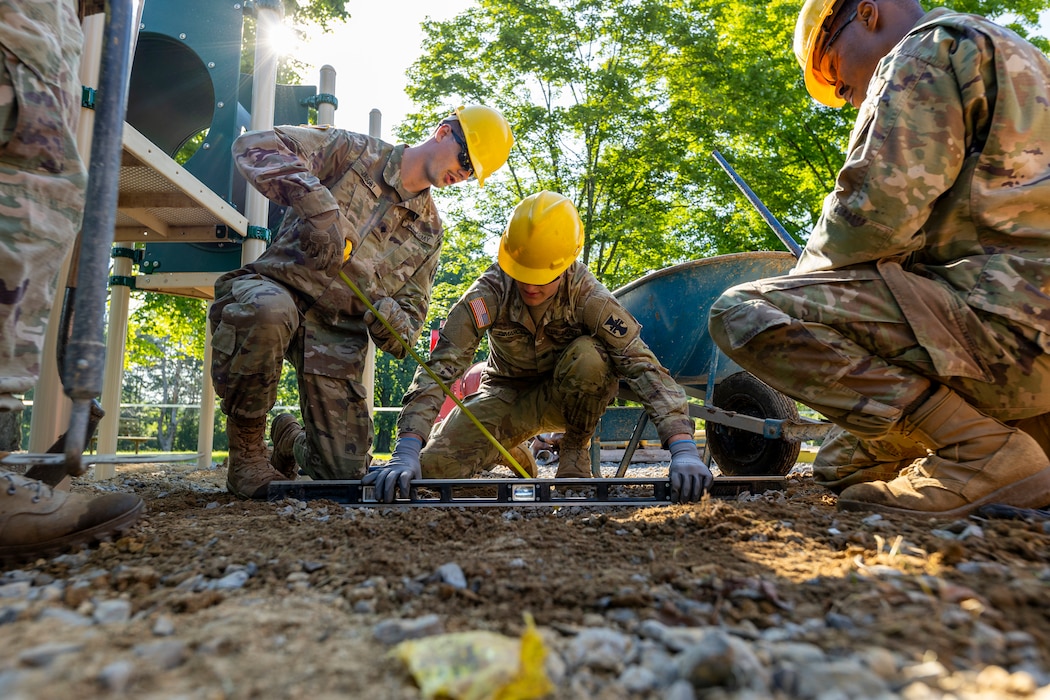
821, 8, 858, 60
449, 127, 474, 176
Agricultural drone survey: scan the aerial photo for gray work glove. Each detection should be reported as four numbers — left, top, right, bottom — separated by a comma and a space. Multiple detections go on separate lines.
668, 439, 713, 503
362, 435, 423, 503
364, 297, 415, 359
299, 210, 354, 274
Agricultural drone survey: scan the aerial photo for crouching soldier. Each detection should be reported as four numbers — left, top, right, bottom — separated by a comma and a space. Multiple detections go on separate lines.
366, 191, 713, 504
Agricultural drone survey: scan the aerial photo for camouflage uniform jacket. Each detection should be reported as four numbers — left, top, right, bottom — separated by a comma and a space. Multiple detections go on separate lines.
794, 9, 1050, 379
397, 261, 694, 443
225, 126, 443, 368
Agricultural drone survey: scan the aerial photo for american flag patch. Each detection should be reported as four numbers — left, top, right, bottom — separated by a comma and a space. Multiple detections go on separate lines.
468, 297, 491, 328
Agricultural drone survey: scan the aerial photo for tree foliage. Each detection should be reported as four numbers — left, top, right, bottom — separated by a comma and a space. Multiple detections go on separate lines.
402, 0, 710, 290
125, 294, 207, 451
400, 0, 1049, 299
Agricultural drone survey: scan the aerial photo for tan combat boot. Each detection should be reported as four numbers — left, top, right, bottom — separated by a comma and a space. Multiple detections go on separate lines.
1011, 413, 1050, 462
555, 432, 593, 478
813, 425, 928, 493
226, 417, 281, 500
494, 442, 538, 478
838, 386, 1050, 517
269, 413, 303, 480
0, 469, 144, 564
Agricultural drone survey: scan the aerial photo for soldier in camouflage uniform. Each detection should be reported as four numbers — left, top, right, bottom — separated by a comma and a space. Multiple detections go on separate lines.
709, 0, 1050, 517
211, 106, 514, 499
365, 191, 713, 504
0, 0, 143, 563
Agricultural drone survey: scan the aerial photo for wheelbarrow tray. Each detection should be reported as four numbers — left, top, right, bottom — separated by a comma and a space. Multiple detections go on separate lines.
613, 250, 796, 393
611, 251, 830, 476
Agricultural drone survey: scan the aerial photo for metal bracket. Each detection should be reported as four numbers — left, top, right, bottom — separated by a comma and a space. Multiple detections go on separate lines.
245, 225, 271, 243
111, 246, 142, 262
301, 93, 339, 110
267, 476, 788, 508
687, 403, 830, 443
242, 0, 285, 18
109, 275, 137, 289
81, 86, 97, 110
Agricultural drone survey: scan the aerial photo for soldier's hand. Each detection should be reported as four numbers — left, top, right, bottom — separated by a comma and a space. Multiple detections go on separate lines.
300, 210, 352, 273
362, 435, 423, 502
364, 297, 414, 359
668, 439, 712, 503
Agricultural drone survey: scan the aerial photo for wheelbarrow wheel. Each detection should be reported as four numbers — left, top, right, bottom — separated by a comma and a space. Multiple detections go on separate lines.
708, 372, 800, 476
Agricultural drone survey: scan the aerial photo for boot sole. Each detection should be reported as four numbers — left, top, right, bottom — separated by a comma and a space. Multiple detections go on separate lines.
269, 415, 302, 479
0, 497, 145, 565
838, 463, 1050, 518
226, 477, 272, 501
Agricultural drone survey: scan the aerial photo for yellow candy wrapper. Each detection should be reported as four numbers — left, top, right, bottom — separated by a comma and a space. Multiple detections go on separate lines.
391, 612, 553, 700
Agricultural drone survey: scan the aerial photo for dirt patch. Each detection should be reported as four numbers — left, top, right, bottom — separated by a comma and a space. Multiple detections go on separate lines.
2, 459, 1049, 698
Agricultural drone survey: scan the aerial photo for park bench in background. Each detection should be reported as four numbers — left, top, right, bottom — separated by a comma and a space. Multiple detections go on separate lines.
89, 416, 154, 454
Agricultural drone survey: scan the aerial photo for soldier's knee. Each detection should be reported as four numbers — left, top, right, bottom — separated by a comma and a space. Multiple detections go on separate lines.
421, 450, 472, 479
219, 295, 296, 329
709, 289, 791, 354
556, 337, 612, 387
711, 281, 763, 317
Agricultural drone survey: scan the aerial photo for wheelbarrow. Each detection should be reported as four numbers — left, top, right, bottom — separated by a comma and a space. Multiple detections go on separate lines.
612, 250, 831, 477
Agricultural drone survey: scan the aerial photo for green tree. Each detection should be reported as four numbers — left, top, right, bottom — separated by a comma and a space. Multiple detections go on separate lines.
402, 0, 709, 291
125, 294, 207, 451
373, 350, 417, 452
402, 0, 1050, 304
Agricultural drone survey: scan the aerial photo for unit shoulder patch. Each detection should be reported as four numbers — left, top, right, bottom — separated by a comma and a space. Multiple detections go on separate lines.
584, 296, 639, 348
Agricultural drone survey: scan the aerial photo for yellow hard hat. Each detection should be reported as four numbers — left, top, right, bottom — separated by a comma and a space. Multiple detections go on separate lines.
454, 105, 514, 187
498, 191, 584, 285
794, 0, 846, 108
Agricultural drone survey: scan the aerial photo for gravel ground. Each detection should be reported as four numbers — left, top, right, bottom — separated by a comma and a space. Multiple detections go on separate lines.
1, 455, 1049, 699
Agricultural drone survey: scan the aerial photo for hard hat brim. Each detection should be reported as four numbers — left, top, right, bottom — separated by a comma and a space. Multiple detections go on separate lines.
497, 246, 563, 286
800, 3, 847, 108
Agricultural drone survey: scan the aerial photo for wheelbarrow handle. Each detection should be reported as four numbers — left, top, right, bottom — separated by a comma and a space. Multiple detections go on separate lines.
712, 150, 804, 259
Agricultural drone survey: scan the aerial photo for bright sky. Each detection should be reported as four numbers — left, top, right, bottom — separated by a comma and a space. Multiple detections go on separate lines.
292, 0, 476, 142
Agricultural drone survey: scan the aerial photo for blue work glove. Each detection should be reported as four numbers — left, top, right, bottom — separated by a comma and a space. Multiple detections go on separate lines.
668, 439, 713, 503
362, 435, 423, 503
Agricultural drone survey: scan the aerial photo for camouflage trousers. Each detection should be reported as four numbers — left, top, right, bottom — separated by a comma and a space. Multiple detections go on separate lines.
709, 266, 1050, 440
209, 274, 371, 479
0, 0, 86, 398
421, 337, 619, 478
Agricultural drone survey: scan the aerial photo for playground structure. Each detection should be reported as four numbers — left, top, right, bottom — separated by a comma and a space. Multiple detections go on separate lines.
24, 0, 351, 478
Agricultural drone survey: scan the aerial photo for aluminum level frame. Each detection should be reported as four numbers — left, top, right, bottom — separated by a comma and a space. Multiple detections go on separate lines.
266, 476, 789, 508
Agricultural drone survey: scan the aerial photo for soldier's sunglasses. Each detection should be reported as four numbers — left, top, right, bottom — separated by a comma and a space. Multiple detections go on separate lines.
450, 128, 474, 176
818, 8, 858, 71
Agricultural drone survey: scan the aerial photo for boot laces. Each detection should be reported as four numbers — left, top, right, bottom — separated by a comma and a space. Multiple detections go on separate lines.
899, 460, 932, 480
2, 472, 52, 503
